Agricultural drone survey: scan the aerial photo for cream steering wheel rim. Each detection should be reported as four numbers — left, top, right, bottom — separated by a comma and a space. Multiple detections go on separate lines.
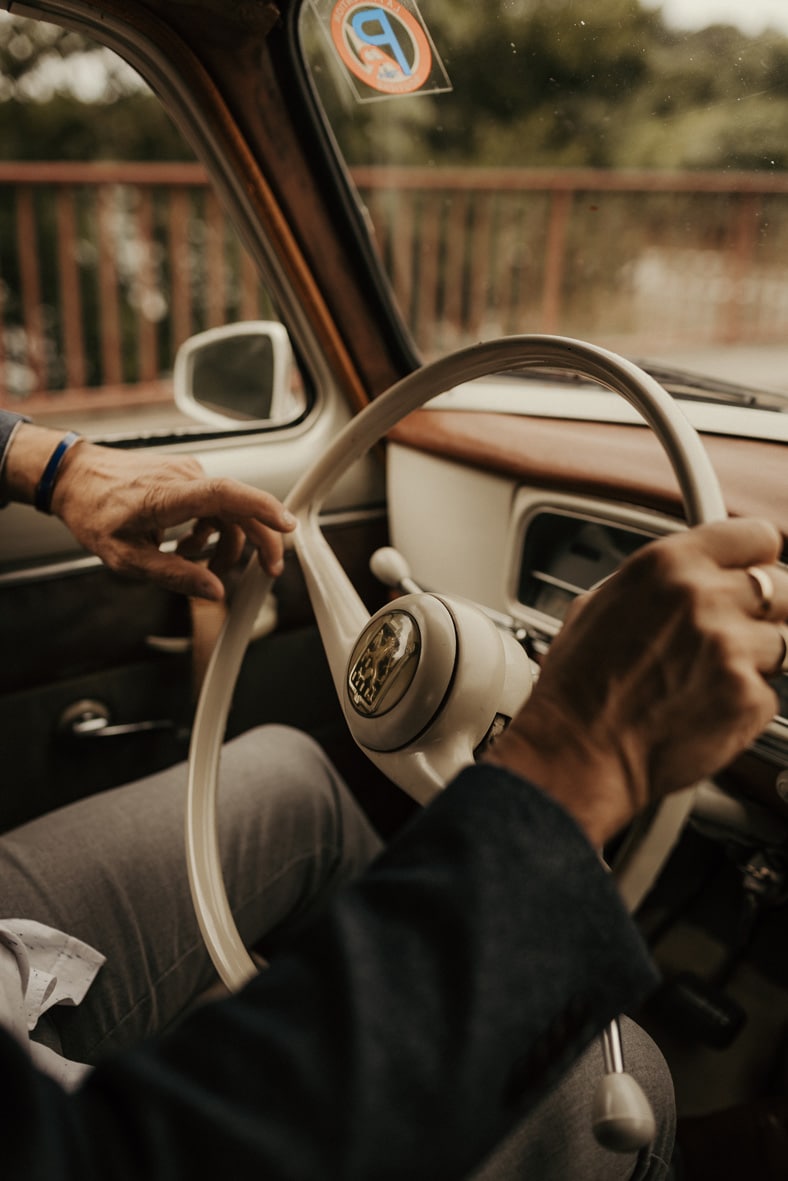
186, 334, 727, 990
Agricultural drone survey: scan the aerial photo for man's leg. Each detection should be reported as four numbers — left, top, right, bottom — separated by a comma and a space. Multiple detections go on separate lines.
0, 724, 382, 1064
468, 1016, 675, 1181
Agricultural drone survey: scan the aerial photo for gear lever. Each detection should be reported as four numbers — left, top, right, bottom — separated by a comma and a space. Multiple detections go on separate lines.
370, 546, 524, 633
369, 545, 422, 595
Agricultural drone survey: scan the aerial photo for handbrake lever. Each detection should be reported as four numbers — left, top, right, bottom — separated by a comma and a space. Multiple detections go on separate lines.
593, 1018, 656, 1152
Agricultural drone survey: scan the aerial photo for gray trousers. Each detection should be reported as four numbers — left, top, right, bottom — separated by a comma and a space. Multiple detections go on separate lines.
0, 724, 674, 1179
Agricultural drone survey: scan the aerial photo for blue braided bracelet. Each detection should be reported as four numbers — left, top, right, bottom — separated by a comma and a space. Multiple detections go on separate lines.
34, 431, 81, 513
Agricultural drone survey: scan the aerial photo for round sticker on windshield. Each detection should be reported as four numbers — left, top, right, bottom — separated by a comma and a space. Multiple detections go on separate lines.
331, 0, 435, 96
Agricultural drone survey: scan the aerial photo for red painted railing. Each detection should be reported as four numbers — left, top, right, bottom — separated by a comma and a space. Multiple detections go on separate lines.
0, 161, 273, 415
353, 166, 788, 357
2, 162, 788, 415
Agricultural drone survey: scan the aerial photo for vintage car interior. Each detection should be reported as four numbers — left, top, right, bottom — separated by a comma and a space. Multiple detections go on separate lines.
1, 0, 788, 1175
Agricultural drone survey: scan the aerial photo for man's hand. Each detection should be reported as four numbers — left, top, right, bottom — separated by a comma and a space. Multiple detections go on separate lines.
486, 518, 787, 846
5, 425, 296, 600
53, 441, 297, 600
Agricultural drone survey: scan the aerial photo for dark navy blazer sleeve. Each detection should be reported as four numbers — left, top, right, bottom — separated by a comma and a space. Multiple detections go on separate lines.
0, 408, 29, 505
1, 764, 659, 1181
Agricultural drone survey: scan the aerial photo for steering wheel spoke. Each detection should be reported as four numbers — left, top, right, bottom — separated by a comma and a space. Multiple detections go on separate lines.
292, 511, 371, 700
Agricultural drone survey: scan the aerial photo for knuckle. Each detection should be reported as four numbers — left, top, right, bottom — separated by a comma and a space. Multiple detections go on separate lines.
634, 539, 681, 582
108, 551, 139, 578
632, 542, 702, 609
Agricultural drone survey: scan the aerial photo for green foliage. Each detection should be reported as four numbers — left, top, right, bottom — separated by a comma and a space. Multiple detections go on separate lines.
0, 14, 191, 161
4, 4, 788, 171
0, 91, 191, 161
611, 26, 788, 169
307, 0, 788, 172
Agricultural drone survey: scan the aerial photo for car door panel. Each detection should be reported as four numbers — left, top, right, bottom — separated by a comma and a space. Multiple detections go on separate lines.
0, 503, 390, 832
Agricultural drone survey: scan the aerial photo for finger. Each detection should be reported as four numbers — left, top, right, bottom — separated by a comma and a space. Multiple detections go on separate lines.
251, 525, 286, 577
740, 563, 788, 622
208, 521, 247, 578
775, 623, 788, 678
761, 621, 788, 679
118, 542, 226, 601
215, 513, 289, 577
152, 478, 297, 535
742, 668, 780, 733
175, 519, 217, 560
747, 618, 788, 678
177, 516, 286, 579
688, 517, 782, 569
241, 514, 292, 573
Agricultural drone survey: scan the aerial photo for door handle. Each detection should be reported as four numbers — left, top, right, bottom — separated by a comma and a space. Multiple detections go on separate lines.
57, 699, 175, 740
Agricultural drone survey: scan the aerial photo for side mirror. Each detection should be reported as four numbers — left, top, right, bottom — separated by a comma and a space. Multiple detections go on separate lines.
173, 321, 301, 427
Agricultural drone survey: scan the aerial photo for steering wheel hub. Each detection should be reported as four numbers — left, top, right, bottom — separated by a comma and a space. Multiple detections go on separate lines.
345, 595, 458, 751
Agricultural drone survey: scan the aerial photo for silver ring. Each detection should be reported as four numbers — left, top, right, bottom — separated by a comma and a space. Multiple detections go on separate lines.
776, 622, 788, 675
746, 565, 775, 617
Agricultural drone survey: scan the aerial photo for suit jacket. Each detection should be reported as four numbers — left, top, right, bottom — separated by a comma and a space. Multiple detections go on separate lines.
0, 408, 28, 507
1, 764, 657, 1180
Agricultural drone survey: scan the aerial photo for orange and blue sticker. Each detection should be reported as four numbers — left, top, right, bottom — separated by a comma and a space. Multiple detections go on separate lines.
314, 0, 452, 102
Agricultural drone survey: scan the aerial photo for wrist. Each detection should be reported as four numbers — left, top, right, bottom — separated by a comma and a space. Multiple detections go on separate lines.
34, 430, 81, 513
482, 696, 639, 847
0, 412, 29, 505
2, 423, 84, 511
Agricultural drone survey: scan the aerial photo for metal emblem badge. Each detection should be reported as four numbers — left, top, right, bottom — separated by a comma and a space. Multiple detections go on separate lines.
348, 611, 420, 716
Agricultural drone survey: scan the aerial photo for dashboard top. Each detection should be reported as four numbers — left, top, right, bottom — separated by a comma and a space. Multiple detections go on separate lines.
389, 408, 788, 545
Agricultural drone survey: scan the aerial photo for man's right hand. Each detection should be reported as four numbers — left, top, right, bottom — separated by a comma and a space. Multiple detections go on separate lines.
485, 517, 787, 847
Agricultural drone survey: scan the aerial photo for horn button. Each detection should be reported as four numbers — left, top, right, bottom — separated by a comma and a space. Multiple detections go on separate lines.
346, 596, 457, 752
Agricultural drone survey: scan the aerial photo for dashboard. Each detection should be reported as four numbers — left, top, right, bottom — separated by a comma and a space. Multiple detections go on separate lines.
385, 426, 788, 810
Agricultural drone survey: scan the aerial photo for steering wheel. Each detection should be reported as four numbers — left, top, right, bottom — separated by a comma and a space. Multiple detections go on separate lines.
186, 334, 727, 990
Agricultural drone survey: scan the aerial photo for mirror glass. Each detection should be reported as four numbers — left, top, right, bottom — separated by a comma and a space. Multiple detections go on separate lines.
192, 334, 278, 421
175, 323, 307, 427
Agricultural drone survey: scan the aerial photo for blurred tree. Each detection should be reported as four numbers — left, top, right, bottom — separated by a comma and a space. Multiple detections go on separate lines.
306, 0, 788, 172
6, 4, 788, 170
0, 14, 190, 160
616, 25, 788, 169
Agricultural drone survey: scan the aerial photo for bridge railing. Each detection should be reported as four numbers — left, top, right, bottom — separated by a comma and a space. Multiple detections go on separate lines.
354, 166, 788, 359
0, 161, 275, 415
2, 162, 788, 414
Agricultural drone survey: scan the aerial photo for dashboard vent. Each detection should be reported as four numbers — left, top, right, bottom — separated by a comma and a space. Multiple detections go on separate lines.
517, 510, 655, 624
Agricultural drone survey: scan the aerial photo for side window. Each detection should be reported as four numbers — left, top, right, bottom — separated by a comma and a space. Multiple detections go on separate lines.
0, 14, 305, 438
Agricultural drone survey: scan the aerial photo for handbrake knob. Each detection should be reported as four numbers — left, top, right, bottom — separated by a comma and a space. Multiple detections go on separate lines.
592, 1070, 656, 1152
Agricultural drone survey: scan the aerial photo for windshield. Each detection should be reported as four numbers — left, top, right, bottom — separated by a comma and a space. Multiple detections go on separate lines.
300, 0, 788, 403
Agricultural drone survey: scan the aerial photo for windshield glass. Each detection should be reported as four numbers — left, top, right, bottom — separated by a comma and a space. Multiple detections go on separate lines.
300, 0, 788, 402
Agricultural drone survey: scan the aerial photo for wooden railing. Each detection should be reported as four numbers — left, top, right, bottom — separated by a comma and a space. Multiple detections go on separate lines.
3, 162, 788, 414
0, 161, 275, 414
353, 166, 788, 358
